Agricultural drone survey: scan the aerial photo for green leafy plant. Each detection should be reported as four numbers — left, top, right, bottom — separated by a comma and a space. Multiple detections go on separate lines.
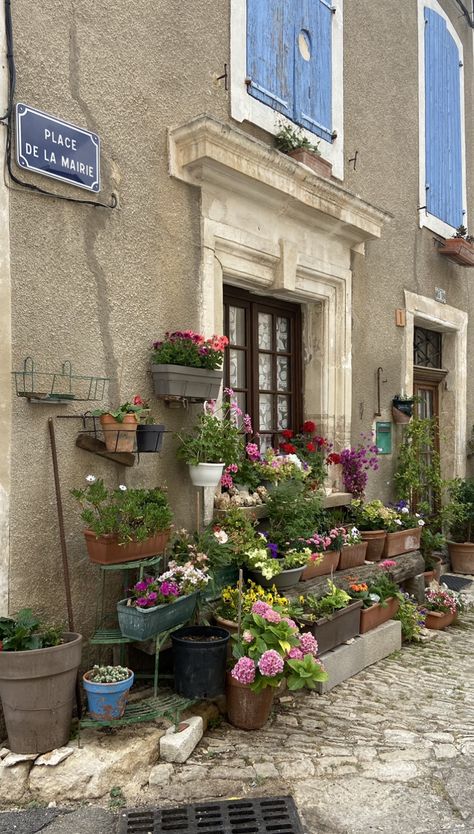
264, 480, 325, 549
420, 527, 445, 570
445, 478, 474, 543
91, 395, 147, 423
218, 506, 264, 554
348, 570, 400, 609
275, 123, 320, 155
394, 594, 426, 642
304, 580, 352, 620
176, 395, 247, 466
87, 665, 131, 683
71, 478, 173, 543
350, 499, 399, 532
453, 224, 474, 243
394, 417, 442, 509
0, 609, 63, 652
170, 525, 235, 570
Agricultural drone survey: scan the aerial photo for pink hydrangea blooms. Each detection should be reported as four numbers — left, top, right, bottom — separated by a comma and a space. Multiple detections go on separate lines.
283, 618, 298, 630
287, 647, 304, 660
299, 632, 319, 656
258, 650, 284, 677
251, 601, 270, 616
242, 630, 254, 643
231, 656, 256, 685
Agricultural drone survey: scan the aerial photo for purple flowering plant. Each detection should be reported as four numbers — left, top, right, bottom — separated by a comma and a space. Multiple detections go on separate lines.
339, 434, 379, 498
230, 601, 328, 692
127, 560, 209, 609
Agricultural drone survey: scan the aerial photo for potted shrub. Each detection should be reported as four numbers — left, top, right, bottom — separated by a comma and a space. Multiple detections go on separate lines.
72, 477, 173, 565
299, 581, 363, 654
92, 396, 146, 453
0, 609, 82, 754
348, 569, 401, 634
275, 124, 332, 179
117, 561, 209, 640
339, 436, 379, 499
446, 478, 474, 573
383, 501, 424, 557
439, 225, 474, 267
338, 526, 368, 570
151, 330, 228, 401
394, 593, 426, 642
392, 394, 415, 424
176, 391, 250, 488
227, 601, 328, 730
246, 544, 312, 591
83, 665, 134, 721
422, 586, 462, 630
351, 500, 398, 562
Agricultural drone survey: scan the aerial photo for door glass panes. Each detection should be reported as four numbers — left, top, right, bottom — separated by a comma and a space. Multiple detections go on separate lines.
224, 291, 302, 448
414, 327, 442, 368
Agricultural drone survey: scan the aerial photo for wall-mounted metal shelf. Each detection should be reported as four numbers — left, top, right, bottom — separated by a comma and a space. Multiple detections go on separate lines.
13, 357, 109, 403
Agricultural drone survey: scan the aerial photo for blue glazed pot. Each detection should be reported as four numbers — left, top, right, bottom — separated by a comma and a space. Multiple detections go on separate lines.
83, 670, 134, 721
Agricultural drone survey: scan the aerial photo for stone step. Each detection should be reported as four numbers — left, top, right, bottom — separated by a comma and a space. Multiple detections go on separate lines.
316, 620, 402, 694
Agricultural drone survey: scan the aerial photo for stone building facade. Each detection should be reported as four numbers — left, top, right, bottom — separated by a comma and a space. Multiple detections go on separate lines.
0, 0, 473, 631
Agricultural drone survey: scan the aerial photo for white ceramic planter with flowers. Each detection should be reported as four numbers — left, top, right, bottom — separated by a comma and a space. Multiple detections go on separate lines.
176, 391, 252, 490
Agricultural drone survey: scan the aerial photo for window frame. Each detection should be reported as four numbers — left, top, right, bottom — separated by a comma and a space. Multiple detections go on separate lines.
417, 0, 467, 238
230, 0, 345, 181
223, 286, 303, 446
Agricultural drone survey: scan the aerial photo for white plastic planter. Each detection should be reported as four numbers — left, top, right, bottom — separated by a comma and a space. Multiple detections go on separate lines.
188, 463, 224, 488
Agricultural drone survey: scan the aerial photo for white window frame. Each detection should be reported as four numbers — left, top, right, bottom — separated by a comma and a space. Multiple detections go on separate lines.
417, 0, 467, 238
230, 0, 344, 181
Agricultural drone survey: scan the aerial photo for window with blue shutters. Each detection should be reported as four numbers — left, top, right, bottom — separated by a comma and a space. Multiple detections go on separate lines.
424, 6, 464, 229
246, 0, 334, 143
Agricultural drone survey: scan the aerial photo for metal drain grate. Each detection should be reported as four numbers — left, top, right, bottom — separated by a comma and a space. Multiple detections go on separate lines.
118, 796, 304, 834
440, 574, 473, 592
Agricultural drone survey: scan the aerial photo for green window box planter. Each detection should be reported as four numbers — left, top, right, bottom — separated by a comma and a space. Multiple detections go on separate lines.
201, 566, 240, 602
117, 592, 199, 641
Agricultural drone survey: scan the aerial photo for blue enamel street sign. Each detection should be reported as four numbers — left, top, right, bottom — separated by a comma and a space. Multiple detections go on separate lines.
16, 103, 100, 192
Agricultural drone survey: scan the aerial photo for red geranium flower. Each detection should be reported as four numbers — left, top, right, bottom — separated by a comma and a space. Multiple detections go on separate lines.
327, 453, 341, 465
315, 436, 327, 448
281, 429, 294, 439
132, 395, 144, 406
281, 443, 297, 455
303, 420, 316, 434
306, 442, 316, 452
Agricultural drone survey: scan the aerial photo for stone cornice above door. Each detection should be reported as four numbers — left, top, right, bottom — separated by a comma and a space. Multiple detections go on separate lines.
169, 115, 391, 246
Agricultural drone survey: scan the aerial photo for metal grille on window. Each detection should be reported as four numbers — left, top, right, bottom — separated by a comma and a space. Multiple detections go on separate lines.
414, 327, 442, 369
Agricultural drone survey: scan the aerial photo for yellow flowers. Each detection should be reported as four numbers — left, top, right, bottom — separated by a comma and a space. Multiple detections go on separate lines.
217, 580, 290, 618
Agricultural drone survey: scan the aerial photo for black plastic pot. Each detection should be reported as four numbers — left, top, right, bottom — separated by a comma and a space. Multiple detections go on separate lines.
171, 626, 230, 699
136, 423, 165, 453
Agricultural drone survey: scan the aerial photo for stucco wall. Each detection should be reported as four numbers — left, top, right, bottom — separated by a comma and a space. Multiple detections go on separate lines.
3, 1, 474, 630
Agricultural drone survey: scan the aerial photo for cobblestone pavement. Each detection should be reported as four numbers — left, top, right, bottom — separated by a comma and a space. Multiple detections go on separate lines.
2, 613, 474, 834
145, 613, 474, 834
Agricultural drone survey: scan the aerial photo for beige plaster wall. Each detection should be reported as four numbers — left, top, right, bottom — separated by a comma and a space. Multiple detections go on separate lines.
4, 0, 474, 631
344, 0, 474, 501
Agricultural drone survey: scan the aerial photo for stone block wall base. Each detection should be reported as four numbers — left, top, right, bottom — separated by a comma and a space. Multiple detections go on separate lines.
316, 620, 402, 694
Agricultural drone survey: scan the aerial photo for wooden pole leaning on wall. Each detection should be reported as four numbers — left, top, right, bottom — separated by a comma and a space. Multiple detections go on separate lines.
48, 418, 74, 632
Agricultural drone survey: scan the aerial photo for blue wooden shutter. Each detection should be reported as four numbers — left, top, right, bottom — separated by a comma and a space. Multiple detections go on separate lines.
425, 8, 463, 228
294, 0, 333, 142
246, 0, 294, 119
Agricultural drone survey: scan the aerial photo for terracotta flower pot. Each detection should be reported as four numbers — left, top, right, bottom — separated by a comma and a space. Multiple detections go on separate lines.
226, 673, 274, 730
100, 413, 137, 453
214, 614, 239, 634
300, 550, 340, 580
448, 541, 474, 574
424, 610, 455, 630
286, 148, 333, 178
383, 527, 421, 557
438, 238, 474, 267
84, 528, 170, 565
338, 541, 368, 571
360, 531, 387, 562
359, 597, 399, 634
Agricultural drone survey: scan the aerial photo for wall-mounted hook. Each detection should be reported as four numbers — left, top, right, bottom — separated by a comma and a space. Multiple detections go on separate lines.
375, 366, 387, 416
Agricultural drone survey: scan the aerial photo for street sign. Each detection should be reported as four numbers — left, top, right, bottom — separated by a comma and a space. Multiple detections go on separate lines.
16, 103, 100, 192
